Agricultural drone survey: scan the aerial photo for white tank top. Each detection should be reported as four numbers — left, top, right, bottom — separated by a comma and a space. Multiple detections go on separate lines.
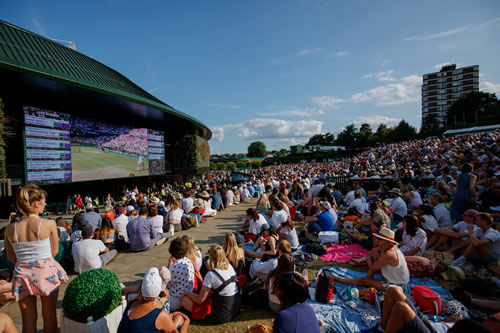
11, 218, 52, 262
380, 248, 410, 285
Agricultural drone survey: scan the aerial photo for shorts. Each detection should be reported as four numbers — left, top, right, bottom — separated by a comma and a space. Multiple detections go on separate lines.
471, 251, 499, 264
12, 257, 68, 301
381, 281, 407, 293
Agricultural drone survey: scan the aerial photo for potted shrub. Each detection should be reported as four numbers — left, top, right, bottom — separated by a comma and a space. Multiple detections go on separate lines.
61, 268, 126, 333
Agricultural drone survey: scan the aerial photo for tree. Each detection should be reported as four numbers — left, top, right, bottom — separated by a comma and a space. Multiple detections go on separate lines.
420, 113, 442, 137
216, 162, 227, 170
374, 123, 391, 144
390, 120, 418, 142
307, 132, 335, 146
226, 162, 236, 170
358, 123, 374, 148
336, 124, 358, 149
247, 141, 267, 157
209, 161, 217, 170
447, 91, 500, 128
236, 161, 246, 168
251, 161, 262, 169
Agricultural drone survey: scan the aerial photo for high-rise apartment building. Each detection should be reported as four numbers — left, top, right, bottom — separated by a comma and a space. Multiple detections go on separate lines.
422, 64, 479, 127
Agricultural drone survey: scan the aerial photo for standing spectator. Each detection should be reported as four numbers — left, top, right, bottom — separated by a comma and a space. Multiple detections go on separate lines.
65, 195, 72, 214
5, 184, 68, 333
72, 224, 117, 274
451, 163, 478, 220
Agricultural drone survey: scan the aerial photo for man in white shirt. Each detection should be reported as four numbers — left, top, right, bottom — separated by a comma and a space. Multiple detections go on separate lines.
430, 194, 453, 228
388, 188, 407, 221
113, 206, 129, 244
180, 191, 194, 213
249, 240, 291, 280
452, 212, 500, 266
427, 209, 481, 254
72, 224, 117, 274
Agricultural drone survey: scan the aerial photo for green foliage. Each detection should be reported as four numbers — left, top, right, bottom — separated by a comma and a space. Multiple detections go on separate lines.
174, 135, 211, 169
446, 91, 500, 127
209, 161, 217, 170
236, 161, 246, 168
216, 162, 227, 170
247, 141, 267, 157
62, 269, 121, 323
336, 124, 359, 149
226, 161, 237, 170
307, 132, 335, 146
251, 161, 262, 168
391, 120, 418, 142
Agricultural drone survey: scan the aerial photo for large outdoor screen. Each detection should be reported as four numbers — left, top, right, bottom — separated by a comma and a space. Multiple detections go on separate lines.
24, 106, 166, 184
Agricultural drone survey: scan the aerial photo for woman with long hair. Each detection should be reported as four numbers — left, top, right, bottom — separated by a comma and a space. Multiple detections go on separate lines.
265, 254, 295, 313
166, 200, 183, 233
417, 204, 438, 235
97, 216, 117, 250
276, 219, 300, 251
181, 235, 203, 290
399, 214, 427, 257
256, 193, 271, 216
245, 208, 268, 242
222, 233, 245, 276
5, 184, 68, 333
181, 245, 241, 324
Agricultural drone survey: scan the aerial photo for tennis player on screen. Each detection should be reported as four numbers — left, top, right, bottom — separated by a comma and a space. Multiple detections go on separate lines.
137, 154, 145, 171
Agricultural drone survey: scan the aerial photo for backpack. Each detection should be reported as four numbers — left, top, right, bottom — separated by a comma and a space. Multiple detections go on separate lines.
242, 278, 268, 308
292, 252, 307, 272
315, 270, 336, 303
410, 285, 441, 315
181, 215, 192, 230
298, 231, 321, 245
305, 243, 326, 256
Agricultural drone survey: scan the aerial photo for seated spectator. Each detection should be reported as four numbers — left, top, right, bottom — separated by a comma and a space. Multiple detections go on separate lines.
256, 193, 271, 216
167, 237, 195, 311
0, 313, 19, 333
211, 189, 223, 211
70, 213, 84, 243
180, 190, 194, 213
113, 206, 129, 249
181, 245, 241, 324
452, 212, 500, 266
245, 208, 268, 242
72, 224, 117, 274
118, 267, 190, 333
276, 219, 300, 251
379, 286, 464, 333
388, 188, 408, 222
234, 188, 241, 204
399, 215, 427, 257
249, 240, 292, 281
273, 272, 320, 333
301, 201, 336, 233
147, 205, 164, 234
55, 217, 71, 244
430, 194, 453, 228
165, 200, 183, 233
223, 233, 245, 276
244, 224, 279, 261
81, 203, 102, 231
96, 217, 117, 250
348, 190, 364, 212
199, 191, 217, 217
416, 204, 438, 236
103, 205, 115, 222
182, 235, 203, 290
427, 209, 480, 254
266, 254, 295, 313
332, 228, 410, 291
127, 207, 162, 252
268, 199, 289, 229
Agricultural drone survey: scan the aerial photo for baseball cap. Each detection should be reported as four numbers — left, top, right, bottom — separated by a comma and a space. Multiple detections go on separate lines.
126, 205, 135, 213
81, 224, 94, 238
141, 267, 162, 298
320, 201, 331, 210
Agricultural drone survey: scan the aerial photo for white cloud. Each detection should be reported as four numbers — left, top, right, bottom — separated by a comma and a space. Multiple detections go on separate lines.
352, 115, 400, 127
350, 74, 422, 106
210, 127, 225, 142
325, 50, 350, 58
223, 118, 323, 140
481, 80, 500, 96
312, 96, 346, 108
404, 17, 500, 41
31, 17, 47, 36
259, 108, 325, 117
363, 70, 396, 82
210, 103, 241, 109
297, 48, 323, 56
380, 59, 390, 66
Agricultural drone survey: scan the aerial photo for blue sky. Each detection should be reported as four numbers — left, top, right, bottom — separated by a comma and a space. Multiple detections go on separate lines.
2, 0, 500, 153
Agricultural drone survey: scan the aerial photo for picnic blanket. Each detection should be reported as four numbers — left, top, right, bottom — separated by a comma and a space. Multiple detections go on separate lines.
320, 244, 370, 263
309, 267, 454, 333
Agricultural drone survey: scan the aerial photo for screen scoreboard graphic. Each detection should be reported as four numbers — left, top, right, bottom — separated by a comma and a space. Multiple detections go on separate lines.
23, 106, 166, 184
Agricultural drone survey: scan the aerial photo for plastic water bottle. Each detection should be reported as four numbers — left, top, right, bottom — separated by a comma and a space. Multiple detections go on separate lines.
351, 286, 359, 299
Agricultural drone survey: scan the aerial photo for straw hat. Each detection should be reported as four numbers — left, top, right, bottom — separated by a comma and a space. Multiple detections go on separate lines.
199, 191, 210, 199
372, 228, 398, 244
388, 188, 402, 196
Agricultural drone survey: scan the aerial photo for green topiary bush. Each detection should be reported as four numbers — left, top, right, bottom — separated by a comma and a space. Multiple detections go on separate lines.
62, 268, 122, 323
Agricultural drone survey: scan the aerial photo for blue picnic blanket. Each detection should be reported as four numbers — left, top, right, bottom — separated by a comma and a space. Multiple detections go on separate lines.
308, 266, 454, 333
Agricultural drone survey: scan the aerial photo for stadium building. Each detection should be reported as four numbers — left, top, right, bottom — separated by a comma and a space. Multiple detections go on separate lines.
0, 20, 211, 203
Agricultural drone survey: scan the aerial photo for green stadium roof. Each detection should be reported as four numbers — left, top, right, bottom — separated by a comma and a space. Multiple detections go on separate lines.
0, 20, 211, 140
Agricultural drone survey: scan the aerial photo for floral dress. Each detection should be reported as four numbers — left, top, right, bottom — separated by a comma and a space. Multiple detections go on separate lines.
399, 228, 427, 257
